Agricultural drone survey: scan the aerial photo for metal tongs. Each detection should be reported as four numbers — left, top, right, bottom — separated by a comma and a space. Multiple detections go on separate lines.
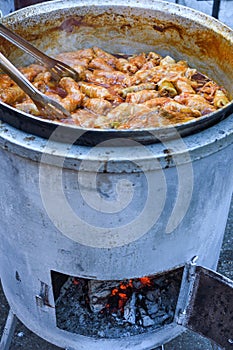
0, 22, 79, 119
0, 52, 71, 119
0, 22, 79, 82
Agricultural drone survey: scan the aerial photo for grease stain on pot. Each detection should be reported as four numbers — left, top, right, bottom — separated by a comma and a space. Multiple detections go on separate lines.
23, 136, 35, 142
163, 148, 174, 168
152, 24, 184, 39
15, 270, 21, 282
58, 17, 91, 32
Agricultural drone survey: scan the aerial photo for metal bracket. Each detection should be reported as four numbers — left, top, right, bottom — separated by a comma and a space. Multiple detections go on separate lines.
0, 309, 17, 350
175, 258, 233, 350
175, 256, 198, 326
35, 281, 54, 308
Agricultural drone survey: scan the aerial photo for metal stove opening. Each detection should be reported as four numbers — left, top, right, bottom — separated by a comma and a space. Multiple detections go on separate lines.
51, 268, 183, 339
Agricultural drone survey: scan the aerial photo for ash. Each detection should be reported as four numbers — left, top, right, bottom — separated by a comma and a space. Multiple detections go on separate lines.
55, 269, 183, 338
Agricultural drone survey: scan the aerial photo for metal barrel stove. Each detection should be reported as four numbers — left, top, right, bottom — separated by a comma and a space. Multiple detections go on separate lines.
0, 1, 233, 349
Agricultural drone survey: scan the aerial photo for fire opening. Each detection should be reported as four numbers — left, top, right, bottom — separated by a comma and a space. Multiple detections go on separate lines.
51, 268, 183, 338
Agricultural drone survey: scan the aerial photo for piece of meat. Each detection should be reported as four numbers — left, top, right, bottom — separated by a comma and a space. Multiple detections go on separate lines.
92, 47, 118, 67
162, 61, 189, 81
117, 108, 165, 129
75, 48, 95, 60
106, 103, 152, 128
123, 60, 187, 87
123, 66, 163, 86
197, 81, 218, 102
146, 51, 162, 65
71, 109, 97, 128
44, 91, 63, 104
88, 57, 115, 72
19, 64, 46, 82
44, 78, 84, 113
128, 53, 147, 69
79, 82, 113, 99
160, 100, 201, 121
33, 80, 47, 93
126, 90, 159, 104
160, 56, 176, 66
91, 70, 128, 85
174, 77, 196, 94
144, 97, 173, 108
33, 71, 53, 85
84, 70, 126, 90
115, 58, 138, 74
140, 60, 158, 70
213, 89, 230, 108
56, 54, 89, 68
58, 77, 84, 112
93, 115, 111, 128
157, 79, 177, 97
71, 65, 86, 80
0, 74, 15, 88
15, 100, 40, 116
55, 50, 94, 64
144, 97, 200, 123
59, 77, 81, 94
174, 93, 216, 115
120, 83, 156, 98
0, 86, 25, 104
83, 98, 112, 115
190, 71, 210, 88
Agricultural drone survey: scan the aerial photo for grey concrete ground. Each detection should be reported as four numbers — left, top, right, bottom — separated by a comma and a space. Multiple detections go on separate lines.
0, 197, 232, 350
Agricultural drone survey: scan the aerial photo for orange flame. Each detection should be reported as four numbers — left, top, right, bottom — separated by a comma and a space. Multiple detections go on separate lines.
139, 277, 153, 286
73, 278, 79, 285
105, 276, 153, 314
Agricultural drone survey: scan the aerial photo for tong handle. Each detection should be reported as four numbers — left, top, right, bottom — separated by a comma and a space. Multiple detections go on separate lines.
0, 52, 71, 119
0, 22, 78, 81
0, 23, 52, 67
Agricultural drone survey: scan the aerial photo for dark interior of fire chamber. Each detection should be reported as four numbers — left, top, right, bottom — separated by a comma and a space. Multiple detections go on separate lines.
51, 268, 183, 338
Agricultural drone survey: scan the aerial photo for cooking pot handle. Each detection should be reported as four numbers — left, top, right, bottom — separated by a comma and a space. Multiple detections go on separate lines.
175, 259, 233, 350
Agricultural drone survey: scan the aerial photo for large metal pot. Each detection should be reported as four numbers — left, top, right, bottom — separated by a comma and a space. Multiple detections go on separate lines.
0, 1, 233, 349
0, 0, 233, 145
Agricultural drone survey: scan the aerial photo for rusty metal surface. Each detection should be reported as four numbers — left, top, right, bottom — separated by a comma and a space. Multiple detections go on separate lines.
180, 266, 233, 350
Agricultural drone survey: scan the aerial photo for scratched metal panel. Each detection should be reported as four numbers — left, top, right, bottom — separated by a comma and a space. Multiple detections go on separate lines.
184, 267, 233, 350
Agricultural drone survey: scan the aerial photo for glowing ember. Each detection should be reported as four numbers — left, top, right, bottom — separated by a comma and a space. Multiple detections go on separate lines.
73, 278, 80, 285
103, 276, 155, 315
140, 277, 153, 287
54, 268, 183, 338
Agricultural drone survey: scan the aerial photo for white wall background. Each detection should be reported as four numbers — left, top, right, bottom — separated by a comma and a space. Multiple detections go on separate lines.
174, 0, 233, 28
0, 0, 14, 15
0, 0, 232, 27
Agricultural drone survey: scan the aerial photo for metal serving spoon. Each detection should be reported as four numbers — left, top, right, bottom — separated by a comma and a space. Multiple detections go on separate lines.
0, 22, 79, 82
0, 52, 71, 120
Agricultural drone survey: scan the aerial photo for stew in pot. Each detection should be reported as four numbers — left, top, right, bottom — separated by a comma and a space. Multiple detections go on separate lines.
0, 46, 230, 129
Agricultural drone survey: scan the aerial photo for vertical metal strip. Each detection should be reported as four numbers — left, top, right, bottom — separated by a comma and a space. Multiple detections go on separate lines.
175, 256, 198, 326
212, 0, 221, 18
0, 309, 17, 350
